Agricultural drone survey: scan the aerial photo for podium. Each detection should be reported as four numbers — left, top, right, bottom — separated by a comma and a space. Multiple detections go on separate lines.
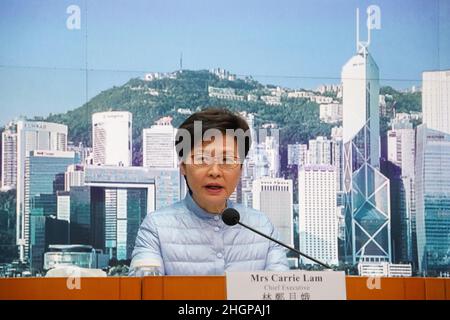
0, 276, 449, 300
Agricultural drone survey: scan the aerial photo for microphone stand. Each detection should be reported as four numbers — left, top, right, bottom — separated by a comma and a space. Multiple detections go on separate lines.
237, 221, 332, 269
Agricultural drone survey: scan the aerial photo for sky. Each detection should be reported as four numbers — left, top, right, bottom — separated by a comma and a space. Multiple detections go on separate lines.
0, 0, 449, 125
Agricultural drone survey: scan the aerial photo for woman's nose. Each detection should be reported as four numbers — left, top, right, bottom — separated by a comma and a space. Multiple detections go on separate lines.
207, 163, 222, 177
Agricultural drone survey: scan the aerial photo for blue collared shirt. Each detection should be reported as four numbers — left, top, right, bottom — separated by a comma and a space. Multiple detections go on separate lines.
129, 192, 289, 275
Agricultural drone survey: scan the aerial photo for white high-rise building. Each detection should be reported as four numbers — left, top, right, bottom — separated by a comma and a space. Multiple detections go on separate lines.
239, 112, 257, 148
342, 51, 380, 167
260, 123, 280, 178
308, 136, 332, 165
330, 127, 345, 240
387, 117, 416, 264
298, 165, 338, 266
16, 121, 68, 261
341, 13, 391, 264
252, 178, 293, 246
239, 112, 257, 207
387, 119, 415, 174
56, 191, 70, 222
92, 111, 132, 166
1, 122, 17, 191
143, 116, 178, 168
331, 127, 344, 192
422, 70, 450, 135
263, 135, 279, 178
64, 164, 85, 192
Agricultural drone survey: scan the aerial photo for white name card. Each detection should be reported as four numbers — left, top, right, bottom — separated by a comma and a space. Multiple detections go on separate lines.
226, 271, 346, 300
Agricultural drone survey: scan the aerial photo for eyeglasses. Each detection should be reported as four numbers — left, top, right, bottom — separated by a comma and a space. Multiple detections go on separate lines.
188, 153, 241, 170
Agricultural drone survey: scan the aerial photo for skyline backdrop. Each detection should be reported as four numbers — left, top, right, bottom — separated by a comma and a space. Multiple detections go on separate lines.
0, 0, 449, 125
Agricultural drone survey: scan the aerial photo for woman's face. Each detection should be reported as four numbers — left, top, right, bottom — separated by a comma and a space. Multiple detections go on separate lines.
180, 135, 242, 214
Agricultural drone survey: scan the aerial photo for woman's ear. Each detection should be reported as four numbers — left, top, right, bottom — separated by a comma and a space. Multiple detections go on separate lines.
180, 161, 186, 176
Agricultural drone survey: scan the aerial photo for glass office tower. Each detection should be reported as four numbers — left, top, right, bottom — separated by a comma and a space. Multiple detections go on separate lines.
415, 125, 450, 274
341, 32, 391, 264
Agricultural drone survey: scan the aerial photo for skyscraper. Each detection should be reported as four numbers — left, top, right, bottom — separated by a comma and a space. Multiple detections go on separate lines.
30, 215, 69, 273
330, 127, 346, 253
341, 17, 391, 264
261, 123, 280, 178
24, 150, 74, 263
298, 165, 338, 266
84, 166, 156, 260
239, 112, 257, 207
1, 122, 17, 191
252, 177, 293, 246
64, 164, 85, 192
308, 136, 332, 165
56, 191, 70, 222
414, 70, 450, 275
386, 116, 416, 264
16, 120, 68, 262
69, 186, 92, 246
415, 126, 450, 274
92, 111, 132, 166
387, 119, 414, 166
422, 70, 450, 135
143, 116, 178, 168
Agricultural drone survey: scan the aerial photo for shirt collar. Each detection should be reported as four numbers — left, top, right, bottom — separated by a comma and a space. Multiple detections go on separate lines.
184, 191, 234, 220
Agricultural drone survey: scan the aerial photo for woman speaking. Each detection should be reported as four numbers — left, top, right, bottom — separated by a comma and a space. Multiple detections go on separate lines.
130, 108, 289, 275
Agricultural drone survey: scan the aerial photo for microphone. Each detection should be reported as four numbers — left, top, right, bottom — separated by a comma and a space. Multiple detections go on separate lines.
221, 208, 332, 269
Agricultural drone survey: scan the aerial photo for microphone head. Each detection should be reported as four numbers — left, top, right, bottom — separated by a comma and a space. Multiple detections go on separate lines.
221, 208, 240, 226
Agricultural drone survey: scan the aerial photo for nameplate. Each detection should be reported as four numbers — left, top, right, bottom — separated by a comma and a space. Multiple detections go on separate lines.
226, 271, 346, 300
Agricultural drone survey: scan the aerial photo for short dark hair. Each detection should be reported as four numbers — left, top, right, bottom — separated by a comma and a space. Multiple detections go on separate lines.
175, 108, 252, 161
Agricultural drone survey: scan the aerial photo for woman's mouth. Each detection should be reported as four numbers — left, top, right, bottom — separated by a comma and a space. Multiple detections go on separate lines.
204, 184, 224, 194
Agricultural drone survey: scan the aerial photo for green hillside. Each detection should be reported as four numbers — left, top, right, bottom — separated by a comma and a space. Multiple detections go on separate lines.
44, 70, 421, 170
46, 70, 333, 168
